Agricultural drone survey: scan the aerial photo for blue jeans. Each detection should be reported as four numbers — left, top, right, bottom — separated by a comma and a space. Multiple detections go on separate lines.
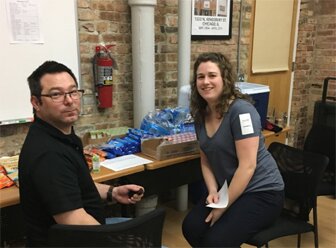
105, 217, 168, 248
105, 217, 131, 224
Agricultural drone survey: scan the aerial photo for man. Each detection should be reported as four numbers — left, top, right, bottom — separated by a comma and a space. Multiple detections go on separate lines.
19, 61, 144, 247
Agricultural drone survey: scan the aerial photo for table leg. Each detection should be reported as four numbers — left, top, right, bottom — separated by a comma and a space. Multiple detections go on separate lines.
176, 184, 188, 211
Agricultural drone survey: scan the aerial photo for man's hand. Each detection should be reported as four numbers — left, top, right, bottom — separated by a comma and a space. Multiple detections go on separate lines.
113, 184, 144, 204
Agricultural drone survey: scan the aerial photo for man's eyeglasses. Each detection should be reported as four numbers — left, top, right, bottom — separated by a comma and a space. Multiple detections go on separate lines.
39, 89, 84, 103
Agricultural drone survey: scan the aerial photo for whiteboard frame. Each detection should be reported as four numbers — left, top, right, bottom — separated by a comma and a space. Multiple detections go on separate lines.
0, 0, 81, 125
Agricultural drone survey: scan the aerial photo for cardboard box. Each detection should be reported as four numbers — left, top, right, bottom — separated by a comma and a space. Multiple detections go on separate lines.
141, 134, 199, 160
236, 82, 270, 129
82, 132, 110, 147
82, 127, 130, 147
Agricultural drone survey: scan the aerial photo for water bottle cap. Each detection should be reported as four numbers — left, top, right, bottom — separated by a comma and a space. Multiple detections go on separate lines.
92, 154, 100, 162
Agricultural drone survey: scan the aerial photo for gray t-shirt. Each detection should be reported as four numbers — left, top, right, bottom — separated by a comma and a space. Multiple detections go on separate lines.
196, 99, 284, 193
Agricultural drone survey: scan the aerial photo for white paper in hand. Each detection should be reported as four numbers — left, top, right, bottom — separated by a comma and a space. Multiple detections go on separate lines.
206, 180, 228, 209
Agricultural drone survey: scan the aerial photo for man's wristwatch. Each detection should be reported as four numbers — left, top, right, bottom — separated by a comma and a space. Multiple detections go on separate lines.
106, 185, 114, 202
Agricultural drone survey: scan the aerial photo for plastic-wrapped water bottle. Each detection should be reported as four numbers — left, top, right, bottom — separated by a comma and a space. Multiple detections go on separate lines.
156, 108, 174, 134
92, 154, 100, 173
173, 107, 190, 125
141, 110, 170, 136
180, 122, 196, 133
148, 122, 170, 136
171, 107, 193, 133
157, 108, 174, 123
140, 111, 154, 131
140, 108, 195, 136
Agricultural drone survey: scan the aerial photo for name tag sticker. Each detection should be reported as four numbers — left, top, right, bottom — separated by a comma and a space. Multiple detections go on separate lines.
239, 113, 254, 135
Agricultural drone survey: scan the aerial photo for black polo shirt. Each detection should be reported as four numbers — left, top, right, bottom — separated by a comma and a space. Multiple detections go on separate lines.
19, 116, 104, 247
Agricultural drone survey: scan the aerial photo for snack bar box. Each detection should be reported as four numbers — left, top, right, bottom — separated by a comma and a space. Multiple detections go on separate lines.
236, 82, 270, 129
141, 132, 199, 160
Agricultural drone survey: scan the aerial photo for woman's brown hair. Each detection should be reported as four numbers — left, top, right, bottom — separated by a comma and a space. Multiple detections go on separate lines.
189, 52, 249, 124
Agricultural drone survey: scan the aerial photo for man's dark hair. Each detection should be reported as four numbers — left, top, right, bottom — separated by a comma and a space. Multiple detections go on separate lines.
27, 61, 78, 113
27, 61, 78, 98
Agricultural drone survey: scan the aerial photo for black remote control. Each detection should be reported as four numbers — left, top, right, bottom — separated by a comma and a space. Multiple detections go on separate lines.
128, 188, 144, 198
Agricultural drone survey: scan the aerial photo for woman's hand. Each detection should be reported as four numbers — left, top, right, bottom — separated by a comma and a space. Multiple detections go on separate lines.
113, 184, 145, 204
205, 192, 225, 226
205, 208, 226, 227
206, 191, 219, 205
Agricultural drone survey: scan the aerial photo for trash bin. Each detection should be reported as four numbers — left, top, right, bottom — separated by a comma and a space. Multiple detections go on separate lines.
135, 194, 158, 216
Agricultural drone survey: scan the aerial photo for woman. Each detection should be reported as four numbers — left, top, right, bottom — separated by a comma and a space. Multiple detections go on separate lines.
182, 52, 284, 247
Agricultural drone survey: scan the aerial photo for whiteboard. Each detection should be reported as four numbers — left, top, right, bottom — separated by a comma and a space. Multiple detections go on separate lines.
0, 0, 80, 125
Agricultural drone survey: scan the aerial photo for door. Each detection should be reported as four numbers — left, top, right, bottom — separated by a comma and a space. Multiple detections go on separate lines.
247, 0, 299, 123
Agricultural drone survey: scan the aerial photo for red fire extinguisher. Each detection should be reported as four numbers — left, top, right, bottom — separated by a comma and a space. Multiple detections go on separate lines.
92, 44, 116, 108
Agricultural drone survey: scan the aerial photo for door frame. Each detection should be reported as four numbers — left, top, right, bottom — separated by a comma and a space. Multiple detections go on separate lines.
247, 0, 300, 127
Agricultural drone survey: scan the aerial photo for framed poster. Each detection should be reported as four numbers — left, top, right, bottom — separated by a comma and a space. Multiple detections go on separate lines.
191, 0, 233, 40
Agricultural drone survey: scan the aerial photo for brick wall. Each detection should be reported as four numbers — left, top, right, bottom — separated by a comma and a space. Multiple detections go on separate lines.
0, 0, 335, 156
291, 0, 336, 148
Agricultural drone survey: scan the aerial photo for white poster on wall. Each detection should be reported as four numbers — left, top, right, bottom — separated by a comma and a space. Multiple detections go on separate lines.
5, 0, 44, 43
191, 0, 232, 39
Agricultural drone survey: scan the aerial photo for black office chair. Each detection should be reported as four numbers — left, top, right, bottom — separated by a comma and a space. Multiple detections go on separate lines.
246, 142, 329, 248
304, 76, 336, 196
304, 124, 335, 196
47, 208, 166, 247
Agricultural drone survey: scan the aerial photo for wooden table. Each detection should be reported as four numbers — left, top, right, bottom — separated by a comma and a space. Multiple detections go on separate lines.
0, 127, 292, 246
263, 126, 290, 147
134, 127, 291, 210
0, 127, 290, 209
139, 126, 291, 171
0, 185, 20, 208
138, 153, 200, 170
0, 153, 203, 208
0, 165, 145, 208
91, 164, 145, 183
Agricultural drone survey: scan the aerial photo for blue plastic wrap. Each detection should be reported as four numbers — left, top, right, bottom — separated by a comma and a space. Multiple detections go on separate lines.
140, 107, 195, 136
